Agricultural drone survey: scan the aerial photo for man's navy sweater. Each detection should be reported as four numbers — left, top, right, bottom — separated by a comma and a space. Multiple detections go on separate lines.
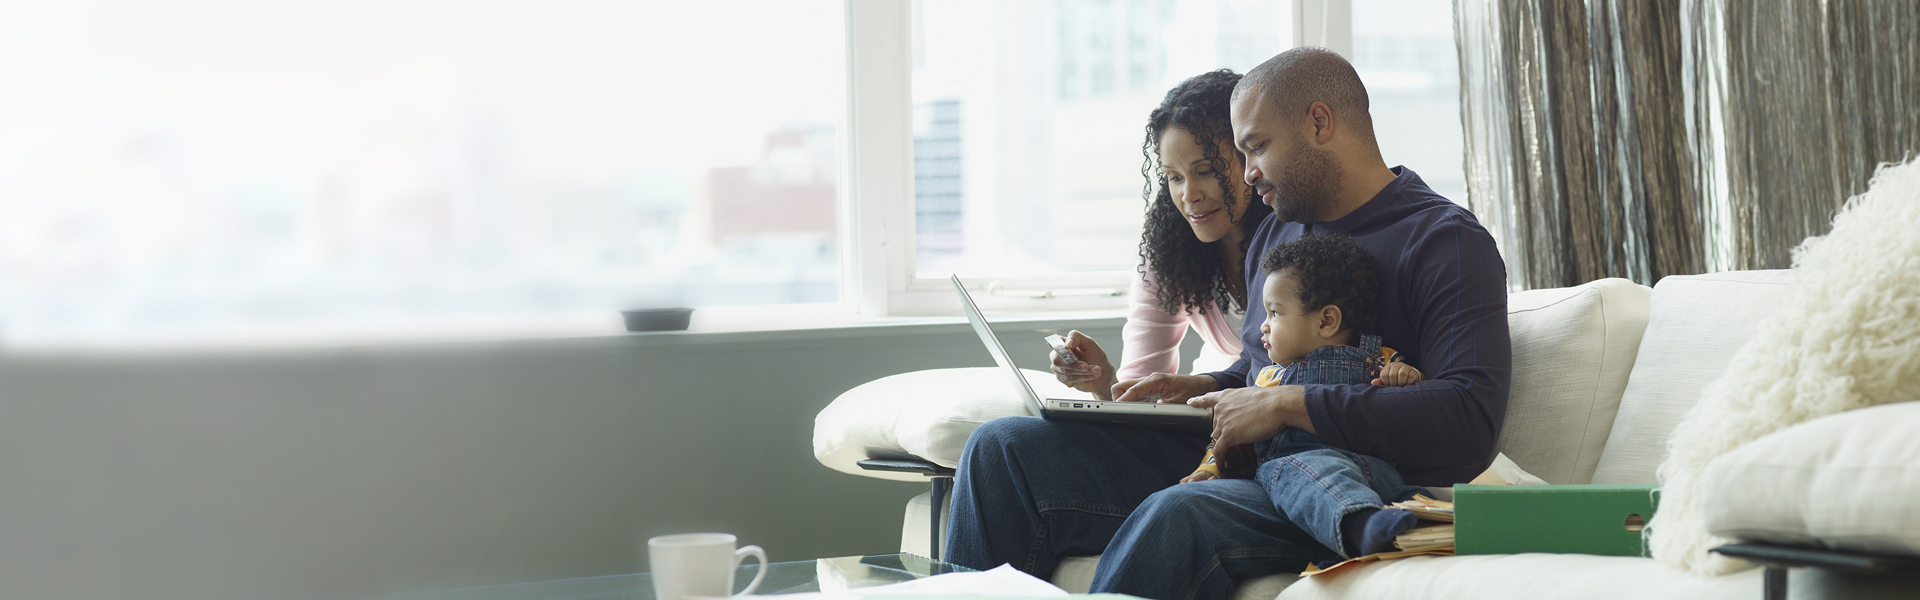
1204, 167, 1513, 486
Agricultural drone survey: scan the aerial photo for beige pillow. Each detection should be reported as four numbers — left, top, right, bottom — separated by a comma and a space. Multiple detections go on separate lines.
1701, 401, 1920, 557
1496, 278, 1651, 484
1590, 270, 1796, 484
812, 367, 1075, 482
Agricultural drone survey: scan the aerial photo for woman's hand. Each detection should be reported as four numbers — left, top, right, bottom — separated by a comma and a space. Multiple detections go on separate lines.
1051, 330, 1118, 401
1111, 373, 1220, 404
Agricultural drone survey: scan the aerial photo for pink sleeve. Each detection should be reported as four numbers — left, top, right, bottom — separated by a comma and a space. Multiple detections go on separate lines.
1189, 293, 1243, 364
1117, 262, 1190, 380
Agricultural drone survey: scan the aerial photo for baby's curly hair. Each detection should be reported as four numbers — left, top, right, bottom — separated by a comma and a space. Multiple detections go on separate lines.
1139, 69, 1273, 315
1260, 233, 1382, 336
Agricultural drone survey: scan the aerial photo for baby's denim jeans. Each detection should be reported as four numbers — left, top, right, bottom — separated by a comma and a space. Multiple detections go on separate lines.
1254, 428, 1426, 559
1257, 334, 1428, 558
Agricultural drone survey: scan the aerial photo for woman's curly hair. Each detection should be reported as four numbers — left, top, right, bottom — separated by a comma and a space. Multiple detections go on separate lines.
1260, 232, 1382, 336
1139, 69, 1272, 315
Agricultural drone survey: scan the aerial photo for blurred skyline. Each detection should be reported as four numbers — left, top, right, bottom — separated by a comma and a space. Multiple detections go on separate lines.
0, 0, 845, 345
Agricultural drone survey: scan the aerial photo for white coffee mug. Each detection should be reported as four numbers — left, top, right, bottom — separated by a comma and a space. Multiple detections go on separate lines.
648, 533, 768, 600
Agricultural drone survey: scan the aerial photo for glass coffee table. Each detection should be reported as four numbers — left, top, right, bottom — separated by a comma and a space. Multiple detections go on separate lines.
373, 553, 974, 600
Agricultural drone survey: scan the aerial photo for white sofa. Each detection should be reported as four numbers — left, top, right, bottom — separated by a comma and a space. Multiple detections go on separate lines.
815, 270, 1920, 599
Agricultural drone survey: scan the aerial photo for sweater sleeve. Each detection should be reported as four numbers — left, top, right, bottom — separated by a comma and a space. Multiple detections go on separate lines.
1301, 214, 1513, 486
1203, 354, 1253, 391
1117, 262, 1190, 380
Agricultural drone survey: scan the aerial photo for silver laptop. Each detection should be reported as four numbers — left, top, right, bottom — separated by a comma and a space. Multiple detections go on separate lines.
952, 275, 1212, 436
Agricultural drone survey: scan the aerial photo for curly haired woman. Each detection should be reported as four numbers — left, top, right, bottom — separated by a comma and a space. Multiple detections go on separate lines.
1051, 69, 1273, 401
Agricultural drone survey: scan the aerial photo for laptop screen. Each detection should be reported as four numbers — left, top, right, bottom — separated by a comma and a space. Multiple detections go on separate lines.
951, 275, 1044, 417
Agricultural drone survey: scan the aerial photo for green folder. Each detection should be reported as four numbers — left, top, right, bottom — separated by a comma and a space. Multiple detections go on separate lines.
1453, 484, 1660, 556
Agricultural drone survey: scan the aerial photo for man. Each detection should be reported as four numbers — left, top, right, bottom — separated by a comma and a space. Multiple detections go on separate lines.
945, 47, 1511, 600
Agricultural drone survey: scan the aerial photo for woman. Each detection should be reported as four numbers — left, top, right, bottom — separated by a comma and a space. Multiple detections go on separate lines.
1053, 69, 1271, 400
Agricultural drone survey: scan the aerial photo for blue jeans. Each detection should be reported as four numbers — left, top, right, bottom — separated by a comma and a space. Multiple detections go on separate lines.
1254, 428, 1426, 559
946, 417, 1340, 600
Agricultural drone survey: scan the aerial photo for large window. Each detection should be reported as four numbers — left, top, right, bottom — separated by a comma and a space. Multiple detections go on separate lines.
910, 0, 1291, 281
1352, 0, 1467, 203
1, 0, 1471, 344
0, 0, 844, 346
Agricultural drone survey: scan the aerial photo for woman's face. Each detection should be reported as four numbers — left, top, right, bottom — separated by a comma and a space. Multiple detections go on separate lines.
1158, 125, 1249, 244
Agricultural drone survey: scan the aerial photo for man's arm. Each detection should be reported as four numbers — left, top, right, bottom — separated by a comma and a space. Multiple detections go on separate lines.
1202, 355, 1253, 390
1304, 214, 1512, 485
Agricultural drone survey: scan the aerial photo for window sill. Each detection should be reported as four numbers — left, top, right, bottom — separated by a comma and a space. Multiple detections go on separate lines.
4, 307, 1129, 356
646, 307, 1128, 346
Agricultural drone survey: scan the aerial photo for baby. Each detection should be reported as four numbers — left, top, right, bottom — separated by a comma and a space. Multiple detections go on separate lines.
1183, 232, 1428, 559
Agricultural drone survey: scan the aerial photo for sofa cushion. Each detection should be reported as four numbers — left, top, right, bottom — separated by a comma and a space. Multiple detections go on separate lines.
1590, 270, 1796, 485
1702, 401, 1920, 557
1496, 278, 1651, 484
813, 367, 1075, 482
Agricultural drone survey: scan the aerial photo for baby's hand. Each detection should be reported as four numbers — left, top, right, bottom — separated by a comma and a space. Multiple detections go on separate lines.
1180, 470, 1218, 484
1372, 362, 1425, 386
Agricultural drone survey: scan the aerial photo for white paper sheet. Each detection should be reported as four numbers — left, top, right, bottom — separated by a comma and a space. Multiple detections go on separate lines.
756, 564, 1069, 600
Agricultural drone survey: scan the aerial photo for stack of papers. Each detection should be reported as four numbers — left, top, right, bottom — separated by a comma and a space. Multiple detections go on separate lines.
1392, 523, 1455, 552
1390, 495, 1457, 552
1392, 494, 1454, 523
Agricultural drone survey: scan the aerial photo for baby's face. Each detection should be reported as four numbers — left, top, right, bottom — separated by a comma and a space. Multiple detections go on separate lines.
1259, 271, 1322, 366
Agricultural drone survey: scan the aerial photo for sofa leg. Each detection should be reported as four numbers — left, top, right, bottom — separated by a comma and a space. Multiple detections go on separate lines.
929, 476, 952, 561
1763, 566, 1786, 600
853, 458, 957, 562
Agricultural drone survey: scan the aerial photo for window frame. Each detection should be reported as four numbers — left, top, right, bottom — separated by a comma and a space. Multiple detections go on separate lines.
840, 0, 1350, 317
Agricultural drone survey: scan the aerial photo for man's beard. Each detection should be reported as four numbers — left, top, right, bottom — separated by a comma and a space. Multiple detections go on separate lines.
1267, 137, 1343, 223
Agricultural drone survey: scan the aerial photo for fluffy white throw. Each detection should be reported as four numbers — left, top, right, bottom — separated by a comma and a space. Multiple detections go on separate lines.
1649, 157, 1920, 575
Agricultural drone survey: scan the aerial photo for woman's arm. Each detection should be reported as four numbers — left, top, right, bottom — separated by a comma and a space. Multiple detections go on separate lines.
1117, 262, 1192, 380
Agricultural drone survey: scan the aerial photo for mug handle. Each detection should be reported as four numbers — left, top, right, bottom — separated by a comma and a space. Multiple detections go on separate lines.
732, 545, 768, 596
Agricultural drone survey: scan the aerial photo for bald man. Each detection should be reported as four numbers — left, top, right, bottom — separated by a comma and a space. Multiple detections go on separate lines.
946, 48, 1511, 600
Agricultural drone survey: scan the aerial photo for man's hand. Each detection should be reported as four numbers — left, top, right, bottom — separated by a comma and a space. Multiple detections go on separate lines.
1372, 362, 1424, 386
1111, 373, 1220, 404
1187, 385, 1311, 445
1051, 331, 1118, 401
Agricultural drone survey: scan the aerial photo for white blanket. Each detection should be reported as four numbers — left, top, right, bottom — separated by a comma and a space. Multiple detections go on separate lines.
1649, 157, 1920, 574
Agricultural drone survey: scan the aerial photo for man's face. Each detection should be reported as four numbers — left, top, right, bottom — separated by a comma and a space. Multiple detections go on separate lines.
1230, 87, 1342, 223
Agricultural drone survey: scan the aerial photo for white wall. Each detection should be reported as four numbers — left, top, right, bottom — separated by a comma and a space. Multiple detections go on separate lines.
0, 316, 1164, 600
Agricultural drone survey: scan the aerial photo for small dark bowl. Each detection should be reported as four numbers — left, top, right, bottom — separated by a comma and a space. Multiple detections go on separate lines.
621, 308, 694, 332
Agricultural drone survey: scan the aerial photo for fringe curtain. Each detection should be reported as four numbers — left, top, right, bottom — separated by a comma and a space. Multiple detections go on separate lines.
1454, 0, 1920, 290
1720, 1, 1920, 271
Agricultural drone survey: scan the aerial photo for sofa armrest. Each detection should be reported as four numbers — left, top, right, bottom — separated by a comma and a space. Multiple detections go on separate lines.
814, 367, 1075, 482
